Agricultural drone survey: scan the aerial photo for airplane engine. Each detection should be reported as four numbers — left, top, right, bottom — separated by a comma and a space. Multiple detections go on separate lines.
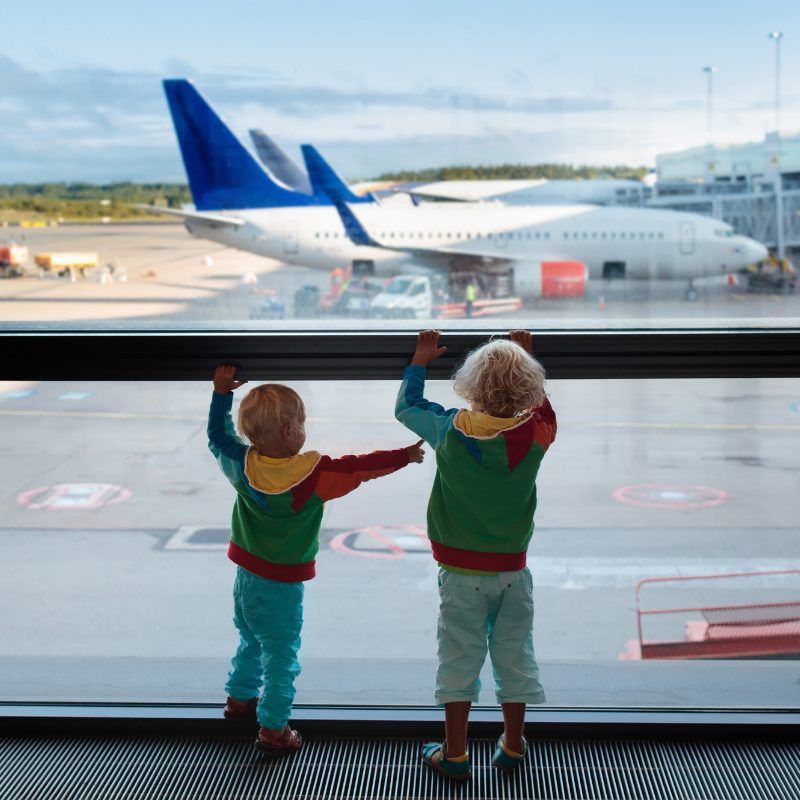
511, 260, 588, 298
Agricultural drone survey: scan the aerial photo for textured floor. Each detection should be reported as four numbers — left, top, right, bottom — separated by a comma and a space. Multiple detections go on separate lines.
2, 733, 799, 799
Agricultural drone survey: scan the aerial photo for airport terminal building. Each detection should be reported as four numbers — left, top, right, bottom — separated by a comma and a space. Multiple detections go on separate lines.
651, 131, 800, 257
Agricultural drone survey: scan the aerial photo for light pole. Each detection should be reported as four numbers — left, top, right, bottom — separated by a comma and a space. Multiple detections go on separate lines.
768, 31, 785, 258
702, 66, 717, 141
768, 31, 782, 133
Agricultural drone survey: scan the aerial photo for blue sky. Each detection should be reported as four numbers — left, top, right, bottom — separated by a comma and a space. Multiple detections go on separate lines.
1, 1, 798, 181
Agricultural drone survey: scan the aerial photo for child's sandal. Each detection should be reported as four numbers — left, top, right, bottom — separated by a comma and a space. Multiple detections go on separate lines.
223, 696, 258, 720
254, 725, 303, 755
491, 735, 527, 773
421, 741, 471, 781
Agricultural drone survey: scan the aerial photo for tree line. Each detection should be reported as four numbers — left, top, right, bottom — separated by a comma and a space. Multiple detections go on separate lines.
375, 163, 649, 182
0, 165, 649, 220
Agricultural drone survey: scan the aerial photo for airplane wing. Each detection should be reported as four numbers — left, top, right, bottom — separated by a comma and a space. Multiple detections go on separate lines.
134, 205, 246, 228
398, 179, 546, 203
300, 145, 512, 269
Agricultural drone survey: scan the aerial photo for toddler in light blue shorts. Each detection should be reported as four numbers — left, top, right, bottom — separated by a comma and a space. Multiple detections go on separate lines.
396, 330, 557, 781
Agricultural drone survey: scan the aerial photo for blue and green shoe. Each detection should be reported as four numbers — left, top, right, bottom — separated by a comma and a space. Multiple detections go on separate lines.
421, 741, 471, 782
492, 736, 527, 773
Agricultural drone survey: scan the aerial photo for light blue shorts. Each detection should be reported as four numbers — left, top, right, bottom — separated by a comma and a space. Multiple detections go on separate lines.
435, 566, 545, 706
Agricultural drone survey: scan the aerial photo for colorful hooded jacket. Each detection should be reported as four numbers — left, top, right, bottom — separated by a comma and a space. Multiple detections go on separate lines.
208, 391, 410, 582
395, 365, 556, 572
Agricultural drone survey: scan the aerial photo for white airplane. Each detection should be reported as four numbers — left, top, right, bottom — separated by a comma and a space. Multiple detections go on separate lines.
155, 80, 767, 299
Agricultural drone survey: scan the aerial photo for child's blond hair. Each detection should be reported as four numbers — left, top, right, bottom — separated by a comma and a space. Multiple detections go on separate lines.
453, 339, 546, 417
237, 384, 305, 451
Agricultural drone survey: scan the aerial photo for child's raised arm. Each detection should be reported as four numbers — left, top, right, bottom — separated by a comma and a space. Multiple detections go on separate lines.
395, 330, 458, 449
509, 329, 557, 443
311, 441, 423, 502
208, 364, 250, 477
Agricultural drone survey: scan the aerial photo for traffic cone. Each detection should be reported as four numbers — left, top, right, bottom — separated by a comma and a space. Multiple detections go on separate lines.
598, 294, 606, 311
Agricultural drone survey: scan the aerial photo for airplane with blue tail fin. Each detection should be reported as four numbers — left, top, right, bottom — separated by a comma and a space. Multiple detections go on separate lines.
249, 130, 313, 195
145, 79, 768, 303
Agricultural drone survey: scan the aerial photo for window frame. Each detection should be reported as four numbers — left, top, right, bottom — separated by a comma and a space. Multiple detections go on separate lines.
1, 325, 797, 381
1, 322, 799, 728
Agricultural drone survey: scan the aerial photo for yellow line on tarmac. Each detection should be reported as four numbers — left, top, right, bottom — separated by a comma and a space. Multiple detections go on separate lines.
0, 408, 399, 424
0, 409, 201, 421
0, 408, 799, 432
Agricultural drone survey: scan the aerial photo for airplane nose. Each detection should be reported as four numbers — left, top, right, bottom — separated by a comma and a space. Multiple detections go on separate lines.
745, 239, 768, 263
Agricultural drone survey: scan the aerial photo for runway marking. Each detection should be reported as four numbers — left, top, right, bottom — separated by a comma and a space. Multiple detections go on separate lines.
330, 524, 428, 559
0, 409, 201, 421
164, 525, 228, 551
613, 483, 729, 510
57, 392, 91, 401
528, 557, 800, 588
592, 421, 800, 431
0, 409, 798, 432
17, 483, 132, 511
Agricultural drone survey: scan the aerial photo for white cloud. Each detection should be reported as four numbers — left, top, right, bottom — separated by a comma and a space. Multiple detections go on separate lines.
0, 55, 797, 182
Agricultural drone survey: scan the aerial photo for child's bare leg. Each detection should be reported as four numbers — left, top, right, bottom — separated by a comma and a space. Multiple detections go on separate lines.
444, 701, 471, 757
500, 702, 525, 753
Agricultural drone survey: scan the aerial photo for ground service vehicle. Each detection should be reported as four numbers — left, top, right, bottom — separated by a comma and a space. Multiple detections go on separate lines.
370, 274, 523, 319
34, 252, 98, 279
0, 245, 28, 277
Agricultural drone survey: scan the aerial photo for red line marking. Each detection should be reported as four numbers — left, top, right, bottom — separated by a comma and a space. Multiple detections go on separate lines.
613, 483, 729, 510
17, 483, 132, 511
329, 524, 428, 559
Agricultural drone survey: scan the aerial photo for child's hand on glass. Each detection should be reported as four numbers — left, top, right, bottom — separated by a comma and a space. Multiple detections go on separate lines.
213, 364, 249, 394
405, 439, 425, 463
411, 330, 447, 366
509, 329, 533, 354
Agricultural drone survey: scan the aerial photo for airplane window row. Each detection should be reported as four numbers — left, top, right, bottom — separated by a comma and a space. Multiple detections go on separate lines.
562, 231, 665, 241
312, 230, 667, 242
313, 230, 554, 241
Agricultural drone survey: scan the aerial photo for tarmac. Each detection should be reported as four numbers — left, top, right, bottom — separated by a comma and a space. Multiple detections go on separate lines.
1, 222, 799, 323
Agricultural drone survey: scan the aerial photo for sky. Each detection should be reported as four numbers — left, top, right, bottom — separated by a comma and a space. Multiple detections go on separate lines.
1, 0, 798, 182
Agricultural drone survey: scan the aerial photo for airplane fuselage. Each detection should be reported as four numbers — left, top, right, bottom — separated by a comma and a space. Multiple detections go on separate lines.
184, 202, 767, 287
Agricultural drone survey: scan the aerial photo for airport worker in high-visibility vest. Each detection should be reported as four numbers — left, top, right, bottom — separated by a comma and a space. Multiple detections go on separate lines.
465, 279, 477, 318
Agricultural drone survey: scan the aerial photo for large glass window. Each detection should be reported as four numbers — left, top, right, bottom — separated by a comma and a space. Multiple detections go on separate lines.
2, 377, 798, 708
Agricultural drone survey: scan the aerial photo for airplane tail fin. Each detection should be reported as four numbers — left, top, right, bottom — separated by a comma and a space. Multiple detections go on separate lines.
249, 130, 313, 195
163, 79, 316, 211
301, 144, 374, 205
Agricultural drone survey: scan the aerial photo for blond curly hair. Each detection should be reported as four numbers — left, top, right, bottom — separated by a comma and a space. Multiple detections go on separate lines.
237, 383, 305, 451
453, 339, 546, 418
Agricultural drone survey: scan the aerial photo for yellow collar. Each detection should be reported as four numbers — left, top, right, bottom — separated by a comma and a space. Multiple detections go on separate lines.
454, 409, 530, 439
244, 449, 321, 494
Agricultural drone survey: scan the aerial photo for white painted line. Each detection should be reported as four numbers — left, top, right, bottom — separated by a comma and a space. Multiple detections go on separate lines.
530, 557, 800, 589
57, 392, 91, 401
164, 525, 229, 551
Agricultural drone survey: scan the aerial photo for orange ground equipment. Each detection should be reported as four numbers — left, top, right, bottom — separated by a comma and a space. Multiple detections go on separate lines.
0, 244, 28, 277
620, 570, 800, 661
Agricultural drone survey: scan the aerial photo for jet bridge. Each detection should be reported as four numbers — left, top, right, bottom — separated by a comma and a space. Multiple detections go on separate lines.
648, 189, 800, 253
